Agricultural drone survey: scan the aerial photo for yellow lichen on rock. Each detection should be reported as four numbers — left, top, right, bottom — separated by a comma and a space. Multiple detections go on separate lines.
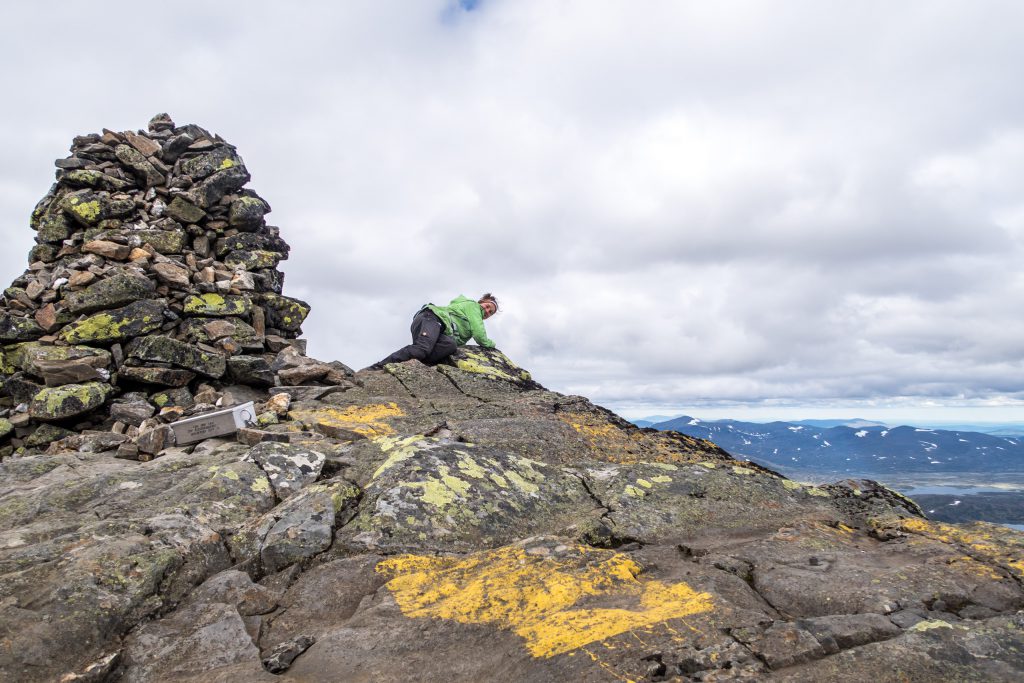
377, 544, 714, 658
899, 518, 1024, 579
909, 619, 955, 632
290, 402, 404, 438
372, 434, 433, 478
557, 411, 723, 466
451, 349, 531, 383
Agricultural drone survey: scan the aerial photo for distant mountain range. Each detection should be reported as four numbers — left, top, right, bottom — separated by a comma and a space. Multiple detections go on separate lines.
643, 415, 1024, 480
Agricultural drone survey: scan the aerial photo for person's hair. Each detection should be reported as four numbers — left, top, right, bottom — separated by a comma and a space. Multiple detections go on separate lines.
478, 293, 499, 312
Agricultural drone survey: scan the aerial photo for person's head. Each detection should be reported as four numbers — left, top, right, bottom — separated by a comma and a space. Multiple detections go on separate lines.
478, 293, 498, 319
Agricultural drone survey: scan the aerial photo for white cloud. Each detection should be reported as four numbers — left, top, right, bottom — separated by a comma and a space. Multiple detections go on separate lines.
2, 0, 1024, 418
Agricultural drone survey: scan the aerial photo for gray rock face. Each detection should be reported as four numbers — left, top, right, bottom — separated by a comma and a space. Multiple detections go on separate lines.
230, 480, 360, 574
2, 354, 1024, 682
0, 444, 275, 681
64, 272, 157, 314
126, 335, 227, 378
245, 441, 326, 500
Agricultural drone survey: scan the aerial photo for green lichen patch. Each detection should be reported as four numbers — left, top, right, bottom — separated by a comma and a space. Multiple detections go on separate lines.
224, 249, 282, 271
29, 381, 113, 421
228, 195, 269, 229
59, 300, 165, 345
0, 314, 44, 343
260, 293, 310, 333
444, 347, 541, 390
60, 191, 108, 226
183, 292, 252, 318
134, 227, 188, 254
342, 441, 590, 553
181, 147, 238, 180
62, 169, 132, 192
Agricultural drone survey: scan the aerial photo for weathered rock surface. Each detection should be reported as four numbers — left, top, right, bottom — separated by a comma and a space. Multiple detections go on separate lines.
1, 349, 1020, 682
0, 118, 1021, 683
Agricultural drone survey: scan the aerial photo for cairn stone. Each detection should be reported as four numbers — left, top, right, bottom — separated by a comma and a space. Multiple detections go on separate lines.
0, 115, 315, 454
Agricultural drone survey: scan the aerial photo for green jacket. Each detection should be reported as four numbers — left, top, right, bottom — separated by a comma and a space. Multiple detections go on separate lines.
426, 296, 496, 348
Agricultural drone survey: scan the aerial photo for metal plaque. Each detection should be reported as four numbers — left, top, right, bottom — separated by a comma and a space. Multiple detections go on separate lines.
169, 401, 256, 445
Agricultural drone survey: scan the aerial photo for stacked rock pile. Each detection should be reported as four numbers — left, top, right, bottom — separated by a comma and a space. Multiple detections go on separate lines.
0, 114, 348, 458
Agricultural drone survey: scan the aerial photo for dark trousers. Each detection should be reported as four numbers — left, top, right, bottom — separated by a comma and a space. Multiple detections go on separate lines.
376, 309, 458, 367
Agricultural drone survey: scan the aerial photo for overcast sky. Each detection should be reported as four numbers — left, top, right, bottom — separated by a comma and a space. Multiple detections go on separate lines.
2, 1, 1023, 424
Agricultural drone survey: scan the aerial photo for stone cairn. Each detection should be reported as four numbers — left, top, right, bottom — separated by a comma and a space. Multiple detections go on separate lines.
0, 114, 349, 459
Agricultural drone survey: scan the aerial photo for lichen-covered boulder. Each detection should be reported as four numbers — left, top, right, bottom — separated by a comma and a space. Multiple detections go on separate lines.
119, 365, 196, 387
443, 347, 542, 389
60, 190, 110, 227
225, 249, 282, 270
114, 143, 165, 186
23, 423, 75, 448
59, 299, 166, 344
261, 293, 309, 333
180, 147, 239, 180
130, 227, 188, 254
164, 195, 206, 224
62, 169, 131, 192
64, 272, 156, 314
229, 195, 269, 230
188, 165, 250, 208
35, 210, 76, 243
28, 381, 113, 421
0, 314, 43, 343
183, 293, 252, 318
0, 445, 276, 682
21, 345, 111, 376
215, 231, 286, 257
586, 461, 842, 543
226, 355, 275, 386
126, 335, 227, 378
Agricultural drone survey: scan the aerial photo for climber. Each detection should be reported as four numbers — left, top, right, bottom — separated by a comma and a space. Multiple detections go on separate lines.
367, 293, 498, 370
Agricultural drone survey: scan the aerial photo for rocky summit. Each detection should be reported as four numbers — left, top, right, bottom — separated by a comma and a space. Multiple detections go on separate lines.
1, 119, 1022, 683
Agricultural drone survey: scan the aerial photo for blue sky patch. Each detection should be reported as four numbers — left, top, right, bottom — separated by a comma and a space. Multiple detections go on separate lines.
442, 0, 483, 24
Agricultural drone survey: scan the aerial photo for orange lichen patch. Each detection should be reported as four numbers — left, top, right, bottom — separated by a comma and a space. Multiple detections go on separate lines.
289, 402, 404, 437
899, 518, 1024, 579
556, 412, 723, 465
377, 544, 715, 659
